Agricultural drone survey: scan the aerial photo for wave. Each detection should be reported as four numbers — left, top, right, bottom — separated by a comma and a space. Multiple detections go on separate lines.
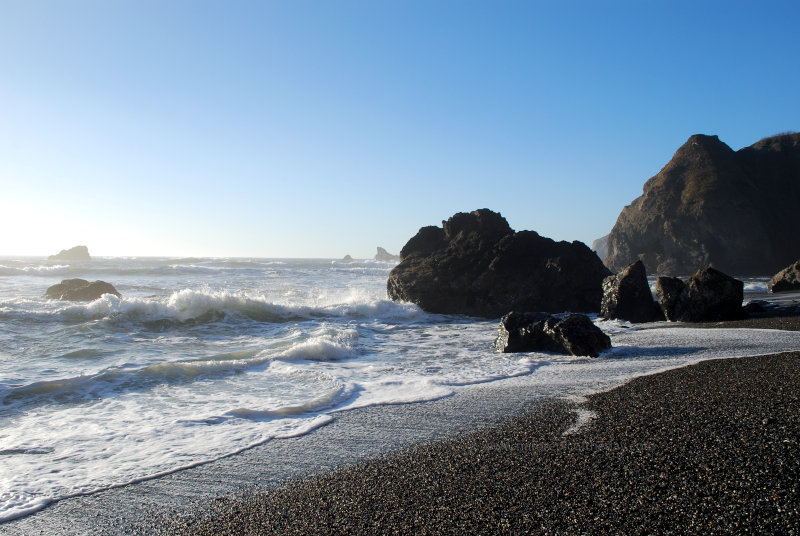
0, 264, 71, 277
58, 291, 308, 325
0, 327, 359, 411
45, 289, 426, 326
743, 281, 769, 292
330, 259, 399, 274
1, 289, 425, 331
273, 328, 359, 362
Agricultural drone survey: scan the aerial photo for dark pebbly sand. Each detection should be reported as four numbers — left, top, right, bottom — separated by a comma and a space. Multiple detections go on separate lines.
171, 350, 800, 536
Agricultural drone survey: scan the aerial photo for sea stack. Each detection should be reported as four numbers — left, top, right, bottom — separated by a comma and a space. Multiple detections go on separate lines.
387, 209, 611, 318
604, 133, 800, 275
49, 245, 91, 262
374, 247, 400, 262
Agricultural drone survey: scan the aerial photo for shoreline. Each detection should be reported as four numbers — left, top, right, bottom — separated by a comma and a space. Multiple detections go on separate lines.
3, 318, 800, 534
174, 351, 800, 535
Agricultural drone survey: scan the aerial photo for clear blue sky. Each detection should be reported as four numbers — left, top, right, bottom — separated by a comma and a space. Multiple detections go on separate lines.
1, 0, 798, 258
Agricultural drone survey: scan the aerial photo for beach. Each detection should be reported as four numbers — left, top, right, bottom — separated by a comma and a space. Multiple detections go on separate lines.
172, 350, 800, 536
2, 315, 797, 535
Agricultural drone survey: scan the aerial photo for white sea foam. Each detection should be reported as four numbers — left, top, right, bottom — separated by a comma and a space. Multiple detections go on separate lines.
743, 280, 769, 292
43, 289, 424, 326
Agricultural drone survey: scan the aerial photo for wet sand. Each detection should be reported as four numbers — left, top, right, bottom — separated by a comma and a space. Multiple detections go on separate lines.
172, 350, 800, 535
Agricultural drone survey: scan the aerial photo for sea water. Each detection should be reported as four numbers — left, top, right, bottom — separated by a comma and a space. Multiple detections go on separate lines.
1, 256, 799, 523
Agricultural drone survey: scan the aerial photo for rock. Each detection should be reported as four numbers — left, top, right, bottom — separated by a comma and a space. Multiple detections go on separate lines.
48, 245, 91, 262
654, 268, 744, 322
592, 234, 609, 262
604, 132, 800, 275
600, 260, 664, 323
742, 301, 768, 315
494, 311, 552, 353
769, 260, 800, 292
341, 255, 354, 263
654, 276, 686, 321
495, 312, 611, 357
387, 209, 612, 318
45, 279, 121, 301
374, 247, 399, 262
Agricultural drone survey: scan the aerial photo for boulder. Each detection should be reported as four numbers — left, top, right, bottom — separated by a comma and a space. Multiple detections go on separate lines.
604, 132, 800, 275
387, 209, 612, 318
495, 312, 611, 357
769, 260, 800, 292
654, 276, 686, 321
341, 255, 354, 263
600, 260, 664, 322
374, 247, 400, 262
48, 245, 91, 262
654, 268, 744, 322
45, 279, 121, 301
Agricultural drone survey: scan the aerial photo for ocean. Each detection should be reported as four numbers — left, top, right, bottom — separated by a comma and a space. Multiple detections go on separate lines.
1, 256, 799, 524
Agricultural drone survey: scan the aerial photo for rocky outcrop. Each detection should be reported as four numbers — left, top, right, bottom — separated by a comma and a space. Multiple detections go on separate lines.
769, 260, 800, 293
341, 255, 355, 263
387, 209, 612, 318
605, 133, 800, 275
45, 279, 121, 301
374, 247, 400, 262
654, 268, 744, 322
600, 260, 664, 323
495, 312, 611, 357
592, 235, 609, 263
48, 246, 91, 262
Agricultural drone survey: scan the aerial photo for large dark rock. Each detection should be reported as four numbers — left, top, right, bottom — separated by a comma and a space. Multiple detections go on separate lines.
654, 276, 686, 321
769, 260, 800, 293
654, 268, 744, 322
45, 279, 121, 301
605, 132, 800, 275
495, 312, 611, 357
600, 260, 664, 323
48, 245, 91, 262
374, 247, 399, 262
387, 209, 612, 317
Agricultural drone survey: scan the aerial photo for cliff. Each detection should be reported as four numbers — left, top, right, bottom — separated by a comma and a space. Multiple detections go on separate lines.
605, 133, 800, 275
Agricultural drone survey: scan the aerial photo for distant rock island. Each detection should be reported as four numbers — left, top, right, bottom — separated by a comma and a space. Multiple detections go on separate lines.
387, 209, 611, 317
374, 247, 399, 262
604, 132, 800, 275
48, 245, 91, 262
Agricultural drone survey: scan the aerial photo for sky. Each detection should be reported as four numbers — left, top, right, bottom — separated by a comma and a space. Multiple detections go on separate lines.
1, 0, 798, 258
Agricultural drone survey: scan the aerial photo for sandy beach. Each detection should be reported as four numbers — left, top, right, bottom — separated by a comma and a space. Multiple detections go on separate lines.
166, 349, 799, 535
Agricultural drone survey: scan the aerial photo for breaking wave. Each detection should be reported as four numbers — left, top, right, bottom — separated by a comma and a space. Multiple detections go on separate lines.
46, 289, 425, 326
0, 264, 71, 277
1, 327, 358, 412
